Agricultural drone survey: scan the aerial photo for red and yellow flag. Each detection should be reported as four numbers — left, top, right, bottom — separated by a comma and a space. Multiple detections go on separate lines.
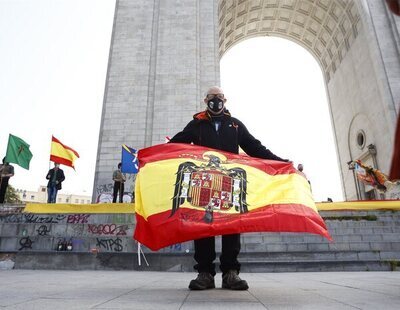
134, 143, 331, 250
50, 136, 80, 169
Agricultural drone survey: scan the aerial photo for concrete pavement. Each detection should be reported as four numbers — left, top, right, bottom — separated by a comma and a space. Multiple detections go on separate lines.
0, 270, 399, 309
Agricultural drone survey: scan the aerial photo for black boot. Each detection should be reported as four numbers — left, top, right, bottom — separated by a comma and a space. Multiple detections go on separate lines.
189, 272, 215, 290
222, 270, 249, 290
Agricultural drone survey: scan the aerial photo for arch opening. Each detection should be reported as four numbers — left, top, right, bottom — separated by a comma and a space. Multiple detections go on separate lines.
220, 36, 343, 201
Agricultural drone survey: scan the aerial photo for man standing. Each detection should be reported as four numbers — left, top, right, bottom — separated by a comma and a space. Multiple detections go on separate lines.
112, 162, 126, 203
297, 163, 311, 189
170, 86, 288, 291
46, 163, 65, 203
0, 158, 15, 203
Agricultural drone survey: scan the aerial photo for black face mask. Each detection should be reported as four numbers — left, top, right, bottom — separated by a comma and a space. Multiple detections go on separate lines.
207, 97, 224, 114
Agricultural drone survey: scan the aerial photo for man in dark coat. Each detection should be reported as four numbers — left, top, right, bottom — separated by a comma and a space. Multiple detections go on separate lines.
0, 158, 14, 203
46, 163, 65, 203
170, 86, 288, 291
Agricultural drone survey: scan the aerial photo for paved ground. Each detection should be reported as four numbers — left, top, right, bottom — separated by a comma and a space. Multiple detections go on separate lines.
0, 270, 399, 309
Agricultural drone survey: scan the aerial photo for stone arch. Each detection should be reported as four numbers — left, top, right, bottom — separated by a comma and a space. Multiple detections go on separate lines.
218, 0, 361, 82
93, 0, 399, 201
216, 0, 397, 200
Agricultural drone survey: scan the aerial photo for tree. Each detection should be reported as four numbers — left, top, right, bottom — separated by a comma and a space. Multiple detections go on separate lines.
5, 185, 22, 204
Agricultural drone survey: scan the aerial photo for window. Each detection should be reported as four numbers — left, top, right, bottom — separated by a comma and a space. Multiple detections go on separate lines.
75, 199, 79, 203
31, 195, 35, 200
58, 198, 62, 202
87, 200, 90, 204
81, 199, 84, 204
41, 188, 46, 192
356, 130, 366, 149
66, 198, 69, 203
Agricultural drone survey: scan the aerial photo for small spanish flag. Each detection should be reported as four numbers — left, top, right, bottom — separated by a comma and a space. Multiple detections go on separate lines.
50, 136, 80, 169
134, 143, 332, 251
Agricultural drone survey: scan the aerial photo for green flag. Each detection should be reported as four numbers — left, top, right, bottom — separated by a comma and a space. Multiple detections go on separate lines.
5, 134, 33, 170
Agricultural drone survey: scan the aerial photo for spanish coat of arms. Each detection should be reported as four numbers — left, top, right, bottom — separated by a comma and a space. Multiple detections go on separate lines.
170, 152, 248, 223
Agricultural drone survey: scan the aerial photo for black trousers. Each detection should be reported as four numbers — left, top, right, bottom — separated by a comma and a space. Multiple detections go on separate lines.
0, 178, 9, 203
194, 233, 241, 276
112, 182, 124, 203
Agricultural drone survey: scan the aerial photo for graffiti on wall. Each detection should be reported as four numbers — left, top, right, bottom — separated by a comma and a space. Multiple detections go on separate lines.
19, 236, 34, 251
96, 238, 124, 252
0, 214, 67, 224
88, 224, 128, 236
36, 225, 51, 236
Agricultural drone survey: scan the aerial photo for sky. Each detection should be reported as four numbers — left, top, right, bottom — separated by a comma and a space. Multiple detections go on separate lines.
0, 0, 116, 196
0, 0, 343, 201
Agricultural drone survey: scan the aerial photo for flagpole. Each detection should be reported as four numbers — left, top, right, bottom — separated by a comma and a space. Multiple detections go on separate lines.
138, 242, 141, 266
140, 244, 149, 266
1, 136, 8, 197
47, 136, 53, 203
48, 135, 53, 170
137, 242, 149, 266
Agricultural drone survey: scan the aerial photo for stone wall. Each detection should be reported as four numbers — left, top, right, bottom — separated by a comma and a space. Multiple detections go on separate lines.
1, 205, 400, 272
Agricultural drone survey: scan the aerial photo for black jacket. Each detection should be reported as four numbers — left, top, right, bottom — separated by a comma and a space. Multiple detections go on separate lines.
170, 110, 287, 161
46, 168, 65, 190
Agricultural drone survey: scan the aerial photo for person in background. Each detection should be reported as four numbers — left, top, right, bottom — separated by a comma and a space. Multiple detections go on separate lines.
0, 158, 14, 203
46, 163, 65, 203
298, 163, 311, 189
112, 162, 126, 203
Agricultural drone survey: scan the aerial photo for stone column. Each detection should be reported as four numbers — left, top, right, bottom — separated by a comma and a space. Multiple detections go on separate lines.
92, 0, 220, 201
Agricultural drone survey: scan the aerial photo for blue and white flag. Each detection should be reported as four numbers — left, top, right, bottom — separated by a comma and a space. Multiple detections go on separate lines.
121, 144, 138, 174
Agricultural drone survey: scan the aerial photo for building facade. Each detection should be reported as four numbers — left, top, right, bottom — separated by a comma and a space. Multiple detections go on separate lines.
16, 186, 91, 204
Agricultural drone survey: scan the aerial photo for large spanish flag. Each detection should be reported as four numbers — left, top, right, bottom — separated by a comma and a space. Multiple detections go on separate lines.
134, 143, 331, 250
50, 136, 80, 168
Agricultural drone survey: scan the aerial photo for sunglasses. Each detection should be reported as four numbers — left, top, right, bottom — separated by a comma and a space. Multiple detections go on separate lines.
206, 93, 225, 99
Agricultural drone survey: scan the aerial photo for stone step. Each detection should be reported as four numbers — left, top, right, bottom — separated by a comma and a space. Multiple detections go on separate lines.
237, 250, 400, 261
152, 241, 400, 253
240, 241, 400, 252
325, 222, 400, 228
328, 227, 400, 234
239, 260, 393, 272
10, 251, 398, 272
240, 232, 400, 243
320, 210, 400, 217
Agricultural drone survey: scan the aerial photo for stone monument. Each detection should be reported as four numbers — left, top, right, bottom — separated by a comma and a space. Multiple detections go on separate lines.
93, 0, 400, 201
